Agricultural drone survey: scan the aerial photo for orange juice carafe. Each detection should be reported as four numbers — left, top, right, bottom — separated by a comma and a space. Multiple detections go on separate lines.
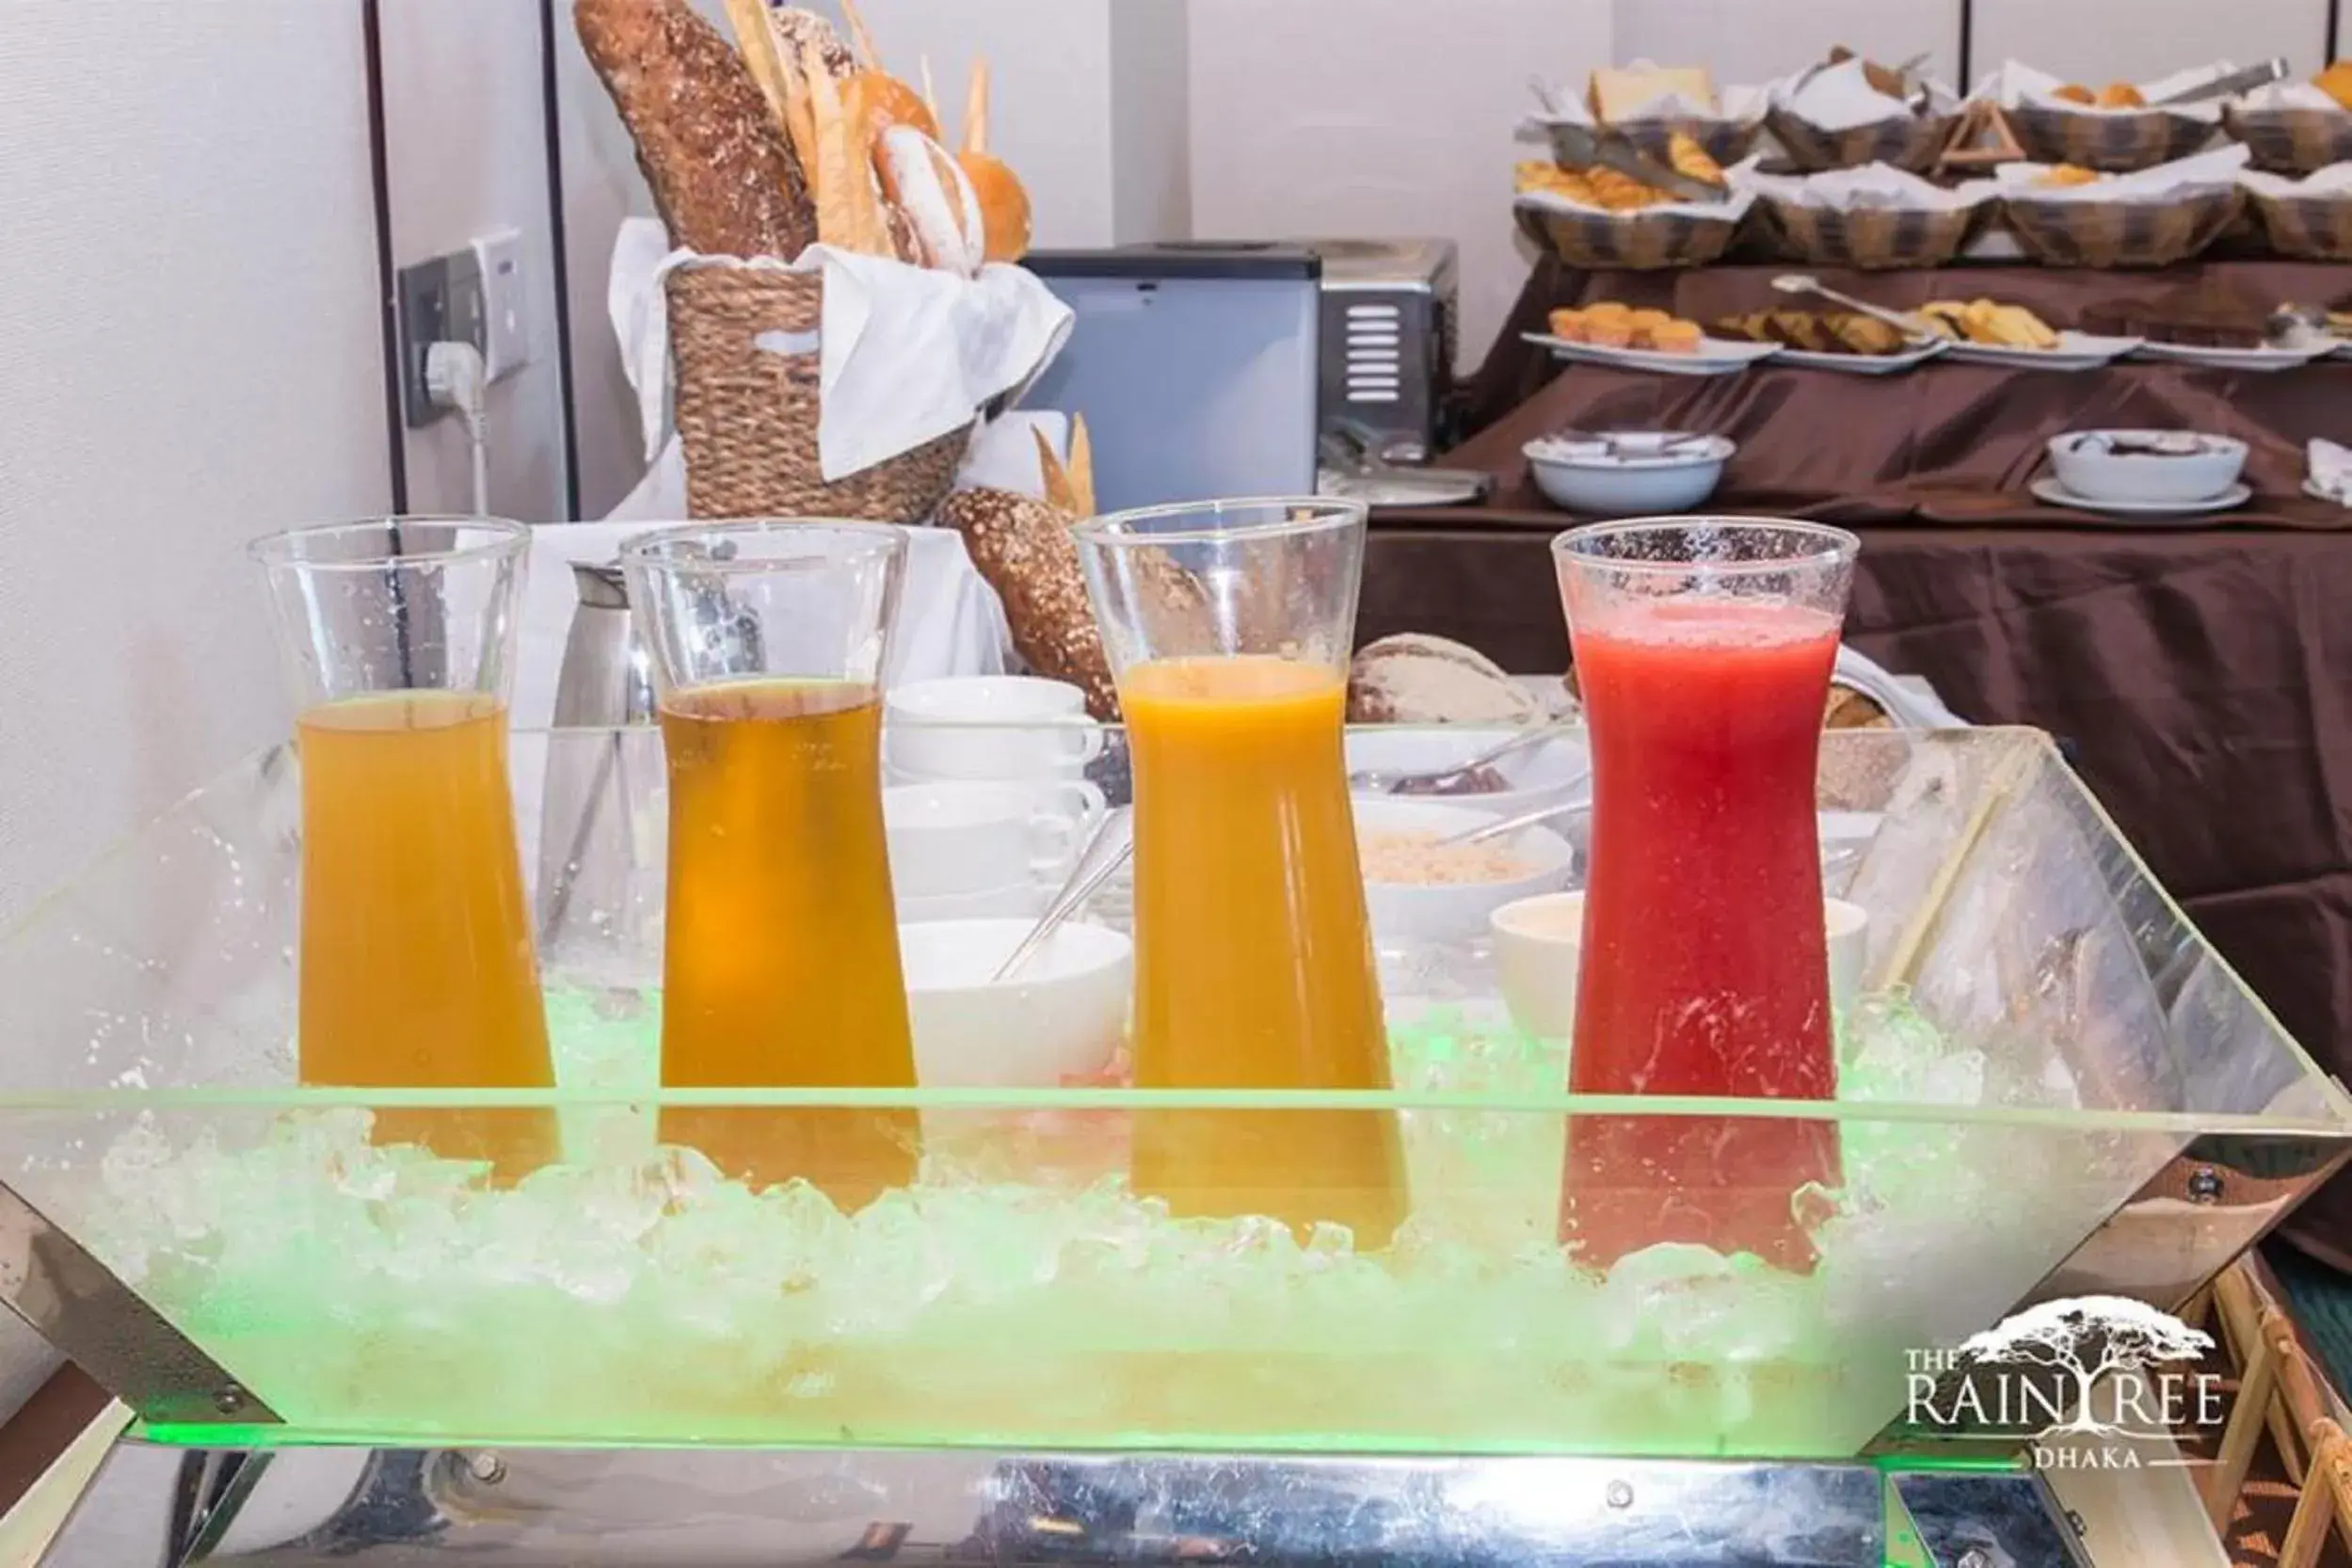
621, 522, 918, 1208
1076, 500, 1405, 1246
251, 518, 557, 1178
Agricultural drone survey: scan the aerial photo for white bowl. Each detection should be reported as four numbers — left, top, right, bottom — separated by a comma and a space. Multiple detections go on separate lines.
1488, 892, 1870, 1042
1345, 726, 1592, 822
899, 918, 1131, 1088
1523, 432, 1733, 515
1354, 800, 1576, 948
2046, 430, 2247, 504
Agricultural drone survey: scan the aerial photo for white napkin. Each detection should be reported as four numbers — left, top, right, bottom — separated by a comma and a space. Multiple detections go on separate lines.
1999, 143, 2249, 202
955, 410, 1072, 499
607, 217, 1075, 484
1773, 58, 1956, 132
1516, 154, 1762, 222
1741, 161, 2000, 212
1981, 59, 2232, 124
2309, 440, 2352, 504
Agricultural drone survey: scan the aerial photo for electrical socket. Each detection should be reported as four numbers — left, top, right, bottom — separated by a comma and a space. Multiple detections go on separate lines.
472, 230, 531, 383
396, 248, 487, 428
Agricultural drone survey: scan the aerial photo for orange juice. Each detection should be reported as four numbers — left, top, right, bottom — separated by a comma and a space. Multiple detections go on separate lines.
659, 679, 919, 1205
296, 691, 556, 1176
1122, 656, 1405, 1245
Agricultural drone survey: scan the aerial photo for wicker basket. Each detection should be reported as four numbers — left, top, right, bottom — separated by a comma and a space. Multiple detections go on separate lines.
1546, 115, 1761, 171
1763, 198, 1993, 269
665, 264, 970, 524
2249, 187, 2352, 260
2004, 187, 2244, 266
1766, 107, 1957, 172
2008, 102, 2218, 171
1513, 199, 1743, 269
2226, 104, 2352, 174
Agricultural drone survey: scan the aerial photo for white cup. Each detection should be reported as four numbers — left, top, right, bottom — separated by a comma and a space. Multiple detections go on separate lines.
886, 676, 1106, 782
886, 778, 1108, 901
1489, 893, 1870, 1042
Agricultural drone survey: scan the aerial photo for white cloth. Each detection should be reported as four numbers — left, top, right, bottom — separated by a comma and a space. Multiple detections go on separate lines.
2308, 439, 2352, 506
609, 219, 1074, 484
513, 520, 1009, 735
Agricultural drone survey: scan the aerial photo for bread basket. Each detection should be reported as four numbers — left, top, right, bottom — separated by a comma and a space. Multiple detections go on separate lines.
1763, 200, 1993, 269
1513, 200, 1744, 270
2004, 187, 2244, 267
1766, 108, 1957, 173
2008, 103, 2217, 172
665, 264, 970, 524
1571, 116, 1762, 171
2247, 186, 2352, 261
2224, 104, 2352, 175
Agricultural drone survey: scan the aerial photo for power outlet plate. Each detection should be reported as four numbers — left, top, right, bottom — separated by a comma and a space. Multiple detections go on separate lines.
472, 229, 530, 383
396, 248, 487, 428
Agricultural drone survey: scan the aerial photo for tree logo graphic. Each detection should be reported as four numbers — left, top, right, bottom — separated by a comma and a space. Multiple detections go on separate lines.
1907, 1296, 2224, 1466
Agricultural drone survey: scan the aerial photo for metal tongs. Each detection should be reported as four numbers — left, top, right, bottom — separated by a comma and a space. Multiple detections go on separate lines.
1770, 274, 1941, 343
1526, 80, 1729, 205
2152, 59, 2288, 106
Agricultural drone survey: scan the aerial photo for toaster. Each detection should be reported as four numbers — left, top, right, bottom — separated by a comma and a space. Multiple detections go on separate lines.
1303, 238, 1460, 465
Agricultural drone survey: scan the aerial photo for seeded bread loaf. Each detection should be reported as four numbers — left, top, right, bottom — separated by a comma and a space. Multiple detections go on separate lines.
1350, 634, 1544, 725
937, 488, 1120, 719
576, 0, 816, 260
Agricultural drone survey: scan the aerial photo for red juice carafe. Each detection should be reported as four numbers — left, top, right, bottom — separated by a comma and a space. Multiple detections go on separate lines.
1551, 519, 1860, 1273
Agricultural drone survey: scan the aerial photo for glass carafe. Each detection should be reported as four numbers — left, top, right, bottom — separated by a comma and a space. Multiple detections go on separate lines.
621, 520, 918, 1208
250, 517, 556, 1177
1075, 498, 1405, 1247
1553, 518, 1860, 1272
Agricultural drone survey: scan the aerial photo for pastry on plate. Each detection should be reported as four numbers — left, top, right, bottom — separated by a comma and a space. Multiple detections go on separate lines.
1921, 298, 2059, 349
1554, 302, 1706, 353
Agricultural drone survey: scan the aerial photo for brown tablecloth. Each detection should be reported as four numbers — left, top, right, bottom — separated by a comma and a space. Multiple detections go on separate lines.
1381, 259, 2352, 1266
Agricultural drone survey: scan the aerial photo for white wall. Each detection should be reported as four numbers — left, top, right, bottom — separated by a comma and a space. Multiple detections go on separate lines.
1614, 0, 1963, 88
1974, 0, 2332, 87
0, 0, 394, 1412
1186, 0, 1612, 381
379, 0, 572, 522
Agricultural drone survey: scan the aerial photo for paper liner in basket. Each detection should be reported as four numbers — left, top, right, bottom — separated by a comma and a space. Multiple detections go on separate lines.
1766, 59, 1962, 172
609, 216, 1073, 486
2241, 160, 2352, 260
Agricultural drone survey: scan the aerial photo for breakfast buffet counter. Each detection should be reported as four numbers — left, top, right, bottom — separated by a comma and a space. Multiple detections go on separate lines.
1386, 258, 2352, 1261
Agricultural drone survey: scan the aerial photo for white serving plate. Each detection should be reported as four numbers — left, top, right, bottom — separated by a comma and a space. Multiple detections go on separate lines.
1939, 331, 2141, 371
1521, 330, 1779, 376
1770, 339, 1949, 375
2030, 476, 2251, 520
2129, 340, 2332, 372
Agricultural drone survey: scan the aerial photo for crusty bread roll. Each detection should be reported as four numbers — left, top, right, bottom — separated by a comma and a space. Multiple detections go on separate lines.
1350, 634, 1543, 726
960, 152, 1032, 264
576, 0, 814, 260
875, 126, 984, 277
849, 72, 942, 144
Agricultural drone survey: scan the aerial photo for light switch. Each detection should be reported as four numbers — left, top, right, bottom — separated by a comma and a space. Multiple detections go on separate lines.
472, 229, 531, 383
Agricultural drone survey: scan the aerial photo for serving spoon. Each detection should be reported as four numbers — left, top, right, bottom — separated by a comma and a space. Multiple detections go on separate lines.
1770, 274, 1940, 341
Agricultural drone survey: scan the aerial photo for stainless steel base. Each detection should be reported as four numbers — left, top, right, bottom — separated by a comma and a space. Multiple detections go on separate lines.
37, 1446, 2102, 1567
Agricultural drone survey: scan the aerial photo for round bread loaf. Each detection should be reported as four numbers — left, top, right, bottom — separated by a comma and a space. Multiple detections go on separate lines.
1349, 634, 1543, 726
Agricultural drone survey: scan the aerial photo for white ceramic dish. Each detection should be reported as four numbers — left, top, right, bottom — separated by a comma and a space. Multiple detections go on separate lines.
885, 777, 1105, 901
1521, 330, 1779, 377
2130, 340, 2331, 372
898, 882, 1044, 923
1939, 331, 2141, 371
1769, 340, 1947, 374
2044, 430, 2248, 504
885, 676, 1105, 782
2030, 476, 2250, 519
2303, 476, 2351, 507
1522, 432, 1734, 514
1353, 800, 1576, 949
900, 918, 1131, 1088
1488, 892, 1869, 1042
1345, 726, 1592, 822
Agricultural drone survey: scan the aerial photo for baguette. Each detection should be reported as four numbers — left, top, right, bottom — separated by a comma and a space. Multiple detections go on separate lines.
576, 0, 814, 259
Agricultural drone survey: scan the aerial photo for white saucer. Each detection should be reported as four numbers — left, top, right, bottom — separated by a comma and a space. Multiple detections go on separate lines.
2302, 476, 2351, 508
2030, 476, 2251, 519
1770, 339, 1947, 375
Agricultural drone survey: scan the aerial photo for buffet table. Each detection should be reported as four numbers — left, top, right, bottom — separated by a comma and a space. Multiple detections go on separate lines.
1387, 256, 2352, 1263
